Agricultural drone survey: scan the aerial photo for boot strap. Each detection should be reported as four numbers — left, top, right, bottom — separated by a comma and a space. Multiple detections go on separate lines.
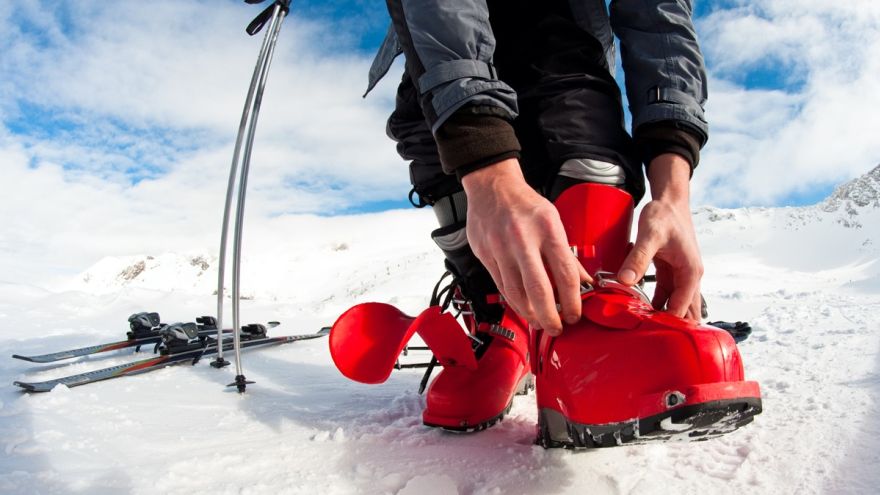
476, 322, 516, 342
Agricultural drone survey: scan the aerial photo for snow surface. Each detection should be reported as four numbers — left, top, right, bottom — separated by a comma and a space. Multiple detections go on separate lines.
2, 173, 880, 494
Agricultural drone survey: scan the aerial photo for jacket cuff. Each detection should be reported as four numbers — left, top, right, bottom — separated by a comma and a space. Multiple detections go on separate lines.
434, 109, 522, 179
633, 121, 703, 174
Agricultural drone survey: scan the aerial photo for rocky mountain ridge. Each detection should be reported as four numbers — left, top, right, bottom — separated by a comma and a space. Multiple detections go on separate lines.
69, 165, 880, 298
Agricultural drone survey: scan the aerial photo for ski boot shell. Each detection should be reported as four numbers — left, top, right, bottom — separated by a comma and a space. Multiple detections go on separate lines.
533, 183, 762, 448
422, 309, 532, 431
329, 302, 532, 431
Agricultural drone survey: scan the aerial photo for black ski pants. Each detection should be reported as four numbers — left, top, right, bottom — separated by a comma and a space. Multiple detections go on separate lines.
387, 0, 645, 207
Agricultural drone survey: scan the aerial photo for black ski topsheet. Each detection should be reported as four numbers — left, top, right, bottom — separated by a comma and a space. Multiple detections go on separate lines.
12, 336, 164, 364
11, 327, 239, 364
14, 328, 329, 393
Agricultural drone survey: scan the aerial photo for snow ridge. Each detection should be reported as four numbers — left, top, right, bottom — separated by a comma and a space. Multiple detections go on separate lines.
1, 169, 879, 494
821, 163, 880, 212
72, 252, 216, 294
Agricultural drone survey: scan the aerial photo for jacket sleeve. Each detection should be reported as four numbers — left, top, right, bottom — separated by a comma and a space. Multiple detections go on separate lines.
610, 0, 709, 169
385, 0, 522, 177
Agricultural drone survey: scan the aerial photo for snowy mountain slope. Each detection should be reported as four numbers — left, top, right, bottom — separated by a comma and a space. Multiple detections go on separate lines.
1, 168, 879, 494
59, 209, 440, 315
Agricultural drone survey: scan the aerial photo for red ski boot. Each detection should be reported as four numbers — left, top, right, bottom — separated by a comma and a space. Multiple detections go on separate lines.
422, 290, 532, 431
533, 183, 762, 448
329, 272, 532, 432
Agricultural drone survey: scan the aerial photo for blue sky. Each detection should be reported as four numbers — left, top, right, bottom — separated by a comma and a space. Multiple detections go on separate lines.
1, 0, 880, 283
2, 0, 878, 212
0, 0, 880, 271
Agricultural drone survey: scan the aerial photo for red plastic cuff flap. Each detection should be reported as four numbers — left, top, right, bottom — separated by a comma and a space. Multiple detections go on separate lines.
329, 303, 478, 385
329, 303, 415, 384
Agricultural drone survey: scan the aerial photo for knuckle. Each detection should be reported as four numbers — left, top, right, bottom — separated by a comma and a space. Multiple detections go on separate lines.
523, 279, 548, 296
536, 211, 557, 231
631, 246, 654, 265
505, 284, 527, 301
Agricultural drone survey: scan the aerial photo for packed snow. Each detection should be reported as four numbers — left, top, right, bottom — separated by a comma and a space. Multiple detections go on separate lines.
1, 168, 879, 494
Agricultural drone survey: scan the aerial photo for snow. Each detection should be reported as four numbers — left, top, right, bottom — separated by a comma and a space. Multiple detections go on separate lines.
2, 173, 880, 494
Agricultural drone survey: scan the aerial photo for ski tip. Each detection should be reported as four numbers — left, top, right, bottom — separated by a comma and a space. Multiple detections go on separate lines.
11, 354, 36, 362
268, 321, 281, 328
318, 326, 331, 335
13, 381, 37, 392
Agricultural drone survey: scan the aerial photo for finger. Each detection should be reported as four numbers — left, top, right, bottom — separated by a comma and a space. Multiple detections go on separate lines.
520, 253, 563, 336
685, 290, 703, 322
577, 261, 593, 286
618, 229, 662, 286
651, 282, 670, 312
497, 260, 536, 324
484, 256, 530, 320
544, 241, 582, 326
665, 268, 701, 318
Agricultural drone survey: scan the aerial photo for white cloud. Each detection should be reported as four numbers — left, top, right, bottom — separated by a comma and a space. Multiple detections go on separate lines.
694, 0, 880, 205
4, 0, 880, 285
0, 1, 410, 285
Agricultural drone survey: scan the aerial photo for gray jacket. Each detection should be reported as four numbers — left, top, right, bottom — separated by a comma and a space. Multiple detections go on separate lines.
365, 0, 708, 143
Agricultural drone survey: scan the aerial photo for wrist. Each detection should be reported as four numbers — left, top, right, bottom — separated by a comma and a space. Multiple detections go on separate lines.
648, 153, 691, 206
461, 158, 525, 196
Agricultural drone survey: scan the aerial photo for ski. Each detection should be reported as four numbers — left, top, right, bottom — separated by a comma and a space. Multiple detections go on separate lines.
14, 326, 330, 393
11, 313, 277, 364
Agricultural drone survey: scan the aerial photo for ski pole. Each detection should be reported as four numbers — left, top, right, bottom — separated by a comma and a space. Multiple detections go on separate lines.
213, 1, 279, 371
214, 0, 291, 394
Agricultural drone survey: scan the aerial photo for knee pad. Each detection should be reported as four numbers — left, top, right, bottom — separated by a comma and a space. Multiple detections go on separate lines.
558, 158, 626, 186
549, 158, 626, 201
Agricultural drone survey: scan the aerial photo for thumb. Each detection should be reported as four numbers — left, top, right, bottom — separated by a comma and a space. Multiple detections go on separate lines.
618, 232, 659, 286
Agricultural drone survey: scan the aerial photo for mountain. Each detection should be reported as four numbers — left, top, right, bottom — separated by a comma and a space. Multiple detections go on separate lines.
71, 252, 216, 293
67, 166, 880, 300
693, 166, 879, 281
822, 163, 880, 211
4, 167, 878, 495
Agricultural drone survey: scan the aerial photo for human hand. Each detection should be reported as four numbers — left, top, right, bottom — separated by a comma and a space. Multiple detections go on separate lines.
461, 159, 591, 335
618, 153, 703, 320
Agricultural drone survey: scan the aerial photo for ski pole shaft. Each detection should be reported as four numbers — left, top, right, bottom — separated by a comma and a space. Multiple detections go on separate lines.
230, 2, 287, 391
215, 4, 280, 367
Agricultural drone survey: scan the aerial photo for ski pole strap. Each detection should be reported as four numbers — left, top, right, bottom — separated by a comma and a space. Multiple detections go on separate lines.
245, 0, 292, 36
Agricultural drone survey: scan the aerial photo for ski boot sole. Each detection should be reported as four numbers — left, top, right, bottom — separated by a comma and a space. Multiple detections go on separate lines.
536, 397, 763, 449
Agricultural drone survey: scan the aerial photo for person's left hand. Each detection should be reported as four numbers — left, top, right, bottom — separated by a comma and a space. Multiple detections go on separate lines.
617, 154, 703, 321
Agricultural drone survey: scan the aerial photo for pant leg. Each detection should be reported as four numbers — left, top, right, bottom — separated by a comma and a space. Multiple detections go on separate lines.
387, 73, 463, 209
387, 69, 502, 321
488, 0, 646, 203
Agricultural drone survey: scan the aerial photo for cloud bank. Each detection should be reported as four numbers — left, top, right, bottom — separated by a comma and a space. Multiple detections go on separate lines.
0, 1, 405, 283
1, 0, 879, 285
694, 0, 880, 205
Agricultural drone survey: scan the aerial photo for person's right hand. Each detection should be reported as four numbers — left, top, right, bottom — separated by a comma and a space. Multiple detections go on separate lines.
617, 153, 703, 321
461, 158, 591, 335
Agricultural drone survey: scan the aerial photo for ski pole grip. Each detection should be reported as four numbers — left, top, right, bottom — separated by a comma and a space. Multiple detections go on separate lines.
245, 0, 292, 36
